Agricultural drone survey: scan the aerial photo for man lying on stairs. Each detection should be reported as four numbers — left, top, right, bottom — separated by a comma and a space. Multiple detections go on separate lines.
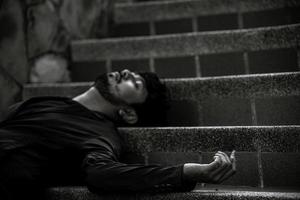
0, 69, 236, 200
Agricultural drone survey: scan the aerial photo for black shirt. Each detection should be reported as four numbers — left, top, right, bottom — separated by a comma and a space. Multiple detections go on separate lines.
0, 97, 195, 194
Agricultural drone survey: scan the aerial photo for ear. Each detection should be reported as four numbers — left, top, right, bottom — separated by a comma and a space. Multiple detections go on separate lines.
118, 108, 138, 124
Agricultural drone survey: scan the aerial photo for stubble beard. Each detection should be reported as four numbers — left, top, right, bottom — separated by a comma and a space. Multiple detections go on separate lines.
95, 73, 127, 106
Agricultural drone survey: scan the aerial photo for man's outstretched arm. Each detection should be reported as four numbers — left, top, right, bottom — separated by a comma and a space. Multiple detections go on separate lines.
82, 150, 236, 193
183, 150, 236, 184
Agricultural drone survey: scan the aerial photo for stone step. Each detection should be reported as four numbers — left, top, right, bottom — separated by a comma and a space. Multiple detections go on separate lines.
117, 126, 300, 155
23, 72, 300, 99
43, 126, 300, 188
120, 126, 300, 187
71, 24, 300, 61
43, 126, 300, 194
120, 126, 300, 188
45, 186, 300, 200
23, 72, 300, 126
114, 0, 300, 24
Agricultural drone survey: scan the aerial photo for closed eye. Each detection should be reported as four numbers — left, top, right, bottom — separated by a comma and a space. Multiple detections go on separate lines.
135, 79, 144, 89
135, 80, 140, 89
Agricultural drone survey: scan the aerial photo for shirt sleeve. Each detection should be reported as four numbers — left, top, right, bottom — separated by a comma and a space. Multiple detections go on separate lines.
81, 139, 196, 193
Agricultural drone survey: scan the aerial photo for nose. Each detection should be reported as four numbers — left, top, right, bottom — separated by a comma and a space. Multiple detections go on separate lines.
108, 73, 114, 78
121, 69, 132, 79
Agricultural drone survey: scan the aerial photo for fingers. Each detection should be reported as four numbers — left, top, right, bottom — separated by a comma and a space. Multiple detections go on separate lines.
230, 150, 236, 159
215, 151, 232, 173
210, 152, 231, 181
218, 167, 236, 182
207, 153, 229, 175
219, 151, 237, 182
208, 150, 237, 184
217, 151, 231, 163
230, 150, 236, 172
208, 155, 222, 171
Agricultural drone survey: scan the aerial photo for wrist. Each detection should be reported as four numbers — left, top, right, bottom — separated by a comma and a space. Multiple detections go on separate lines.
183, 163, 202, 182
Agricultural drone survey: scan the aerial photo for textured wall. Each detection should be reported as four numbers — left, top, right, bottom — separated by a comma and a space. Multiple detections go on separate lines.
0, 66, 22, 120
27, 0, 114, 59
0, 0, 114, 118
0, 0, 28, 84
27, 0, 114, 83
0, 0, 26, 119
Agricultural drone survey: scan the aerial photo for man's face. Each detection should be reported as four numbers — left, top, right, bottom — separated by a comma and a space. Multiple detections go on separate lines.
96, 69, 148, 105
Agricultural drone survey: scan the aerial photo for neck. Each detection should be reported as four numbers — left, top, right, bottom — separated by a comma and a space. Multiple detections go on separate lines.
73, 87, 117, 119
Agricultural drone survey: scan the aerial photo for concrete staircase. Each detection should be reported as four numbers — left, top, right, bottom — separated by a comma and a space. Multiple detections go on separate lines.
24, 72, 300, 126
23, 0, 300, 199
46, 185, 300, 200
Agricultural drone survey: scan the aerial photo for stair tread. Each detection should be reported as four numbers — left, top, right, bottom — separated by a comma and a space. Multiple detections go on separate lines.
119, 126, 300, 154
46, 185, 300, 200
23, 72, 300, 99
71, 24, 300, 61
115, 0, 300, 24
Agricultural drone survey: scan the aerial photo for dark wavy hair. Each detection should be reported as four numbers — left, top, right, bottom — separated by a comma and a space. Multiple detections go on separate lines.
93, 71, 169, 126
132, 72, 169, 127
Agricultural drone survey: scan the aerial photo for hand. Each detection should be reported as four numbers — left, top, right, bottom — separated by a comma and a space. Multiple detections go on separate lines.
183, 150, 236, 184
